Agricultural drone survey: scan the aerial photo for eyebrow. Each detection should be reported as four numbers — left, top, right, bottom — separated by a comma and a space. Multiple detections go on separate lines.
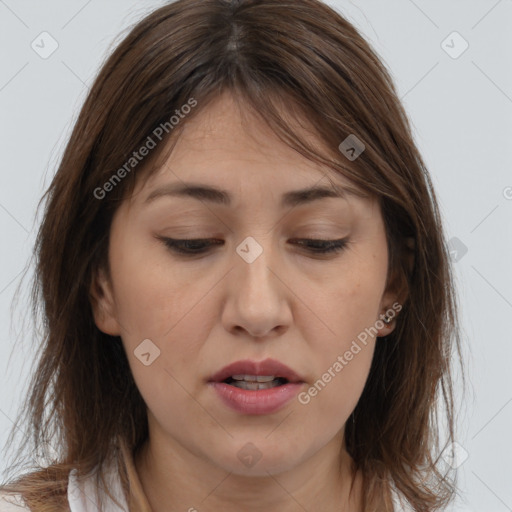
144, 181, 366, 208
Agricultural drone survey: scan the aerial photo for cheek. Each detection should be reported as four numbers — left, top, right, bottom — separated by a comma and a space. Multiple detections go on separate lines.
308, 340, 376, 413
108, 231, 205, 338
108, 245, 213, 411
298, 305, 376, 437
331, 244, 388, 336
126, 353, 214, 452
311, 258, 385, 349
299, 253, 385, 417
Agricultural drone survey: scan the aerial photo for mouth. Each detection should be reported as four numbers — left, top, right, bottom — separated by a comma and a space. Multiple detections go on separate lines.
208, 358, 305, 386
222, 375, 290, 390
208, 358, 305, 415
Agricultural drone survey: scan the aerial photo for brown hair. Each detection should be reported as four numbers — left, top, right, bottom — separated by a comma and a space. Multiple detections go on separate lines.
0, 0, 463, 510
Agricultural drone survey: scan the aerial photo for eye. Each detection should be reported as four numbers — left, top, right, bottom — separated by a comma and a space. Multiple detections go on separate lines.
159, 238, 223, 254
289, 238, 349, 254
157, 237, 349, 256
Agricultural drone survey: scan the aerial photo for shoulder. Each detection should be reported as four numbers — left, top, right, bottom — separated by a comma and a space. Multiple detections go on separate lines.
0, 460, 125, 512
0, 491, 31, 511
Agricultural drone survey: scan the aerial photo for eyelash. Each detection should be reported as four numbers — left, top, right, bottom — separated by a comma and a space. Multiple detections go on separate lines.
158, 237, 350, 256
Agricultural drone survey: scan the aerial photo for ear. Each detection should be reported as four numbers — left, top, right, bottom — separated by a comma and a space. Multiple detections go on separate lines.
89, 265, 122, 336
376, 237, 414, 337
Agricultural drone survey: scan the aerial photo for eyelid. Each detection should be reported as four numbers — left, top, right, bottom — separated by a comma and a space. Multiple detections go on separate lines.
156, 236, 350, 257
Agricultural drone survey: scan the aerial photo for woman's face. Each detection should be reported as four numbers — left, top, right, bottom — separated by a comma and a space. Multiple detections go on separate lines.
91, 92, 399, 478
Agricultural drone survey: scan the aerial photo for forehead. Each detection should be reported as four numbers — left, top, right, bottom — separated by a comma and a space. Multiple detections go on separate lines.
133, 92, 367, 202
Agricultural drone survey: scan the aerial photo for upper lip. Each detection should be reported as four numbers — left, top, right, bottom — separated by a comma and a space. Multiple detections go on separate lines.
209, 358, 305, 383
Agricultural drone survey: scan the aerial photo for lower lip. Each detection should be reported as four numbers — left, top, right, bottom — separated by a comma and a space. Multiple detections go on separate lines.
209, 382, 304, 415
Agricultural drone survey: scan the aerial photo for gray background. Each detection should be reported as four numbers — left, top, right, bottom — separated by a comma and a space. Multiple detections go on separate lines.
1, 1, 511, 510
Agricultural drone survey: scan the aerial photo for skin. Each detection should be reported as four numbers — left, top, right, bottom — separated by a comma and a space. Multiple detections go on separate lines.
90, 92, 403, 511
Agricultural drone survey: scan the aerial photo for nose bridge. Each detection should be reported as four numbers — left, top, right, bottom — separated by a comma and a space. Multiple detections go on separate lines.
223, 233, 290, 337
234, 234, 278, 300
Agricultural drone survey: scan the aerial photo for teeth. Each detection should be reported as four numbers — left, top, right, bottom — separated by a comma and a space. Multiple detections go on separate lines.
230, 380, 282, 390
231, 375, 277, 382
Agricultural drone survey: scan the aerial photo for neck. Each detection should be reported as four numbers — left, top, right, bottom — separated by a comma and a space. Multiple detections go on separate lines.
133, 431, 362, 512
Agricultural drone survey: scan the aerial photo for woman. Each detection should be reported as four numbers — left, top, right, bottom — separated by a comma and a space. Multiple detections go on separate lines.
0, 0, 462, 510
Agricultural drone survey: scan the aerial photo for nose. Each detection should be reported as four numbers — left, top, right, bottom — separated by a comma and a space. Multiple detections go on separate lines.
221, 237, 292, 339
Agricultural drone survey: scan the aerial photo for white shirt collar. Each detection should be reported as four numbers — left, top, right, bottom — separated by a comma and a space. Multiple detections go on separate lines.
67, 458, 128, 512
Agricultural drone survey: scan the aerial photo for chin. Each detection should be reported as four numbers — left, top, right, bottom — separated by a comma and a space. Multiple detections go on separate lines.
208, 438, 307, 477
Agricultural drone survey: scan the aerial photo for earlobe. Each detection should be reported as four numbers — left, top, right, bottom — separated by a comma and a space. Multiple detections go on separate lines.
376, 299, 402, 337
89, 265, 121, 336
